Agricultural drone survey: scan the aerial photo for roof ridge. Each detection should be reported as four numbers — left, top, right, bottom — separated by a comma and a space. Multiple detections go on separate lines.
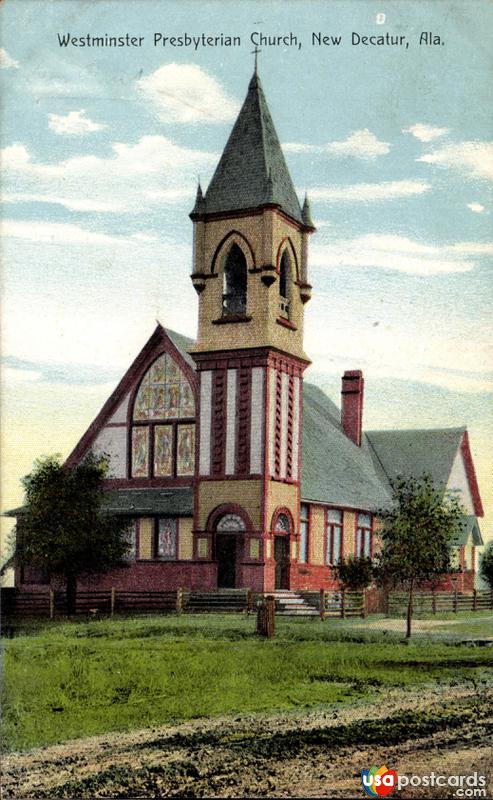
367, 426, 466, 434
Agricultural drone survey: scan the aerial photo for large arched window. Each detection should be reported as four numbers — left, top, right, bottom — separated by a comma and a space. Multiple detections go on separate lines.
223, 244, 247, 315
279, 250, 291, 319
131, 353, 195, 478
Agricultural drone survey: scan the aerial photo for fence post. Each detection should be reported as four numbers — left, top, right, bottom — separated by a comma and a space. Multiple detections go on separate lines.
110, 587, 116, 617
453, 587, 458, 613
362, 589, 367, 618
432, 589, 437, 615
49, 589, 54, 620
385, 590, 390, 617
341, 590, 346, 619
176, 588, 183, 615
472, 589, 477, 612
256, 595, 275, 638
246, 589, 253, 614
490, 589, 493, 610
319, 588, 325, 620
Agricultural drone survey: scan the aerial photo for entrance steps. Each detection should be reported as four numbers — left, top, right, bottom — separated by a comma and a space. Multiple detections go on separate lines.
271, 590, 320, 616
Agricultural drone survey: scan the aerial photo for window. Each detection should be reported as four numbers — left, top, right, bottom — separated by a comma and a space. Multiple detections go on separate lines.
275, 513, 291, 533
131, 354, 195, 479
299, 504, 309, 563
216, 513, 246, 532
223, 244, 247, 315
156, 518, 177, 560
124, 521, 137, 561
279, 250, 291, 318
355, 513, 372, 558
326, 508, 343, 564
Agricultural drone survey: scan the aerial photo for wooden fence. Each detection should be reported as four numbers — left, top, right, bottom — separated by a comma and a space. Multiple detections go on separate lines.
2, 587, 492, 620
386, 589, 493, 616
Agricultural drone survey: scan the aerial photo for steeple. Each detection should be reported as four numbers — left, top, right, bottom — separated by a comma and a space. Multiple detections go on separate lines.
200, 70, 303, 225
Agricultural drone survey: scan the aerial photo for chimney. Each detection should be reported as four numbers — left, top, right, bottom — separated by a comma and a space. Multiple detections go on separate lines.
341, 370, 364, 446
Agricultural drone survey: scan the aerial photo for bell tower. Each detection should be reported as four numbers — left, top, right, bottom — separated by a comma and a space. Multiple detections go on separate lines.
189, 68, 315, 592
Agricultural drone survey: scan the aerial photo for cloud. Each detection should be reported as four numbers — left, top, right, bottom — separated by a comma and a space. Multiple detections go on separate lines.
1, 136, 216, 213
285, 129, 390, 160
403, 123, 449, 142
48, 109, 107, 136
467, 202, 485, 214
418, 141, 493, 181
0, 48, 19, 69
1, 220, 128, 246
137, 63, 239, 124
311, 233, 492, 275
307, 180, 430, 203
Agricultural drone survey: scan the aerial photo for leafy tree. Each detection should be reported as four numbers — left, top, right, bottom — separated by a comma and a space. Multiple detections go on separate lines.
375, 474, 465, 638
13, 454, 131, 614
480, 541, 493, 590
332, 556, 373, 590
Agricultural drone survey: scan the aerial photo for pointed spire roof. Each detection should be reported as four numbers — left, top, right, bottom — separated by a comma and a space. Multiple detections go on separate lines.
202, 71, 303, 225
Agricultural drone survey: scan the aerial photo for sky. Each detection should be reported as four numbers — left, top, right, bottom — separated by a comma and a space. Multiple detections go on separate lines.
1, 0, 492, 573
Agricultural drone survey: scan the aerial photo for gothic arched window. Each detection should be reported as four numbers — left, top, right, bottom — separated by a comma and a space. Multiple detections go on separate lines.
131, 353, 195, 478
223, 244, 247, 316
279, 250, 291, 319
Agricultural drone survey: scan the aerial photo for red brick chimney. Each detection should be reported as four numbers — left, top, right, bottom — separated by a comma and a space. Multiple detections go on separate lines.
341, 370, 364, 446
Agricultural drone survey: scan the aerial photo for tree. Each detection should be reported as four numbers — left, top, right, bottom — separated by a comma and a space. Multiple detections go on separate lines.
13, 454, 131, 614
480, 541, 493, 590
375, 474, 465, 638
332, 555, 373, 591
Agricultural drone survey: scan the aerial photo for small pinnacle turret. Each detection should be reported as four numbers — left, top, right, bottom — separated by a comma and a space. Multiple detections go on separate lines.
302, 194, 315, 229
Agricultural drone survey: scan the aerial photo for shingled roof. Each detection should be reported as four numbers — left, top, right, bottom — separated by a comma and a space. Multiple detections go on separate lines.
366, 428, 466, 488
201, 71, 304, 224
301, 383, 392, 510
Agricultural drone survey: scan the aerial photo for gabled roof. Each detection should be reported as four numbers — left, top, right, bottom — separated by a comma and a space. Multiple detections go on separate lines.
201, 71, 304, 225
452, 515, 483, 547
366, 427, 466, 488
65, 324, 196, 467
301, 383, 392, 511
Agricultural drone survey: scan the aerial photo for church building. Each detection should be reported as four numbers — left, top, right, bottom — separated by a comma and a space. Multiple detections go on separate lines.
14, 69, 484, 594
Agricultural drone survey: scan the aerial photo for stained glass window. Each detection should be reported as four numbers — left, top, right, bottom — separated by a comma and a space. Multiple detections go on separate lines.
216, 514, 246, 532
177, 424, 195, 476
154, 425, 173, 476
156, 518, 177, 560
133, 354, 195, 421
131, 353, 196, 479
124, 522, 137, 560
326, 508, 343, 564
275, 513, 291, 533
132, 428, 149, 477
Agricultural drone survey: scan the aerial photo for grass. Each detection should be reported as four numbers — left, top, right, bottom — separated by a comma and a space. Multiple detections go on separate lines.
2, 613, 492, 753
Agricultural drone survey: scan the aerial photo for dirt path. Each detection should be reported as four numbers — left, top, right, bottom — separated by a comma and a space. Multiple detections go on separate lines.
3, 684, 492, 799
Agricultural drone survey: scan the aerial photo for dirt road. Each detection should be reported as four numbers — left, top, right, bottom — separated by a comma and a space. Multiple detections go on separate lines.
3, 684, 492, 799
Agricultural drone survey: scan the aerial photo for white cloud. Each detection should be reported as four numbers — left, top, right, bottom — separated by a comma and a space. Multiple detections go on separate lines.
48, 109, 107, 136
467, 202, 485, 214
311, 233, 492, 275
137, 63, 239, 124
2, 367, 41, 384
1, 136, 216, 213
403, 123, 449, 142
418, 141, 493, 181
307, 180, 430, 203
285, 129, 390, 160
0, 48, 19, 69
1, 220, 128, 246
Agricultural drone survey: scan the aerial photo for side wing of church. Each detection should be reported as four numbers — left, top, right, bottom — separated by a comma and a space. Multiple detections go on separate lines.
12, 69, 484, 594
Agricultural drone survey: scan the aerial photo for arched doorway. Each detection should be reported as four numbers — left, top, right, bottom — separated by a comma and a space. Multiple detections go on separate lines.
273, 512, 292, 590
214, 513, 246, 588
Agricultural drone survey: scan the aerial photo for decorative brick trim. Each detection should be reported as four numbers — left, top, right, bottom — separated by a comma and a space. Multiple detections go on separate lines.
286, 374, 294, 479
274, 369, 282, 479
211, 370, 227, 476
276, 317, 297, 331
212, 315, 252, 325
236, 367, 251, 475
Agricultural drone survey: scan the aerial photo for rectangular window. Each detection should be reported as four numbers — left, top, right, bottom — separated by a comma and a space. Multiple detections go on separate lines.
154, 425, 173, 476
156, 518, 177, 560
177, 424, 195, 476
124, 521, 137, 560
356, 513, 372, 559
326, 508, 343, 564
131, 427, 149, 477
299, 503, 309, 563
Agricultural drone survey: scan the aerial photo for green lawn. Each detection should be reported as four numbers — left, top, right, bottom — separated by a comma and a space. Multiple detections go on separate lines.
2, 613, 492, 753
